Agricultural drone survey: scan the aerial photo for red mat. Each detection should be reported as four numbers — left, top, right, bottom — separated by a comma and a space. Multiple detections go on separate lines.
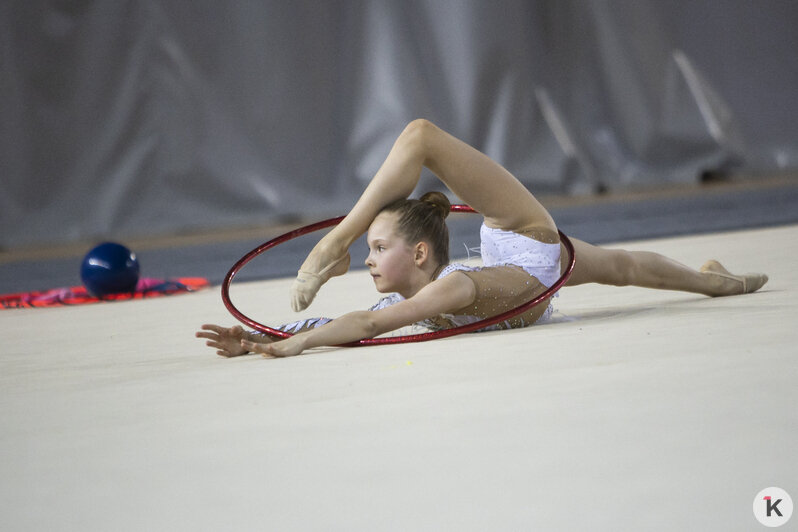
0, 278, 210, 309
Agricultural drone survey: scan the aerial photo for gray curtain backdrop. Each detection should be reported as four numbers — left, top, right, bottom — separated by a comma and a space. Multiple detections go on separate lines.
2, 0, 797, 248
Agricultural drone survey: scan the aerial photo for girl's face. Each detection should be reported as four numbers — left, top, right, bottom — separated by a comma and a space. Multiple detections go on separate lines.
365, 212, 418, 294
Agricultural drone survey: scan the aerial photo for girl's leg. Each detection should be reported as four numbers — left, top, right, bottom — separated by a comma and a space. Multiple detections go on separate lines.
564, 238, 768, 296
291, 121, 430, 310
292, 119, 558, 310
315, 119, 555, 249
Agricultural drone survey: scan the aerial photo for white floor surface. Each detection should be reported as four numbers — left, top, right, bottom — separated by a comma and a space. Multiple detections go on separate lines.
1, 225, 796, 531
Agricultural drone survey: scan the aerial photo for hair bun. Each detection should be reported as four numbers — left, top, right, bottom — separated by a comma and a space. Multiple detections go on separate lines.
419, 191, 451, 219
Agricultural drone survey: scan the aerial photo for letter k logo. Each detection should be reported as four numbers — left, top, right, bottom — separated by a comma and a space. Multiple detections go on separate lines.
765, 496, 784, 517
754, 488, 792, 527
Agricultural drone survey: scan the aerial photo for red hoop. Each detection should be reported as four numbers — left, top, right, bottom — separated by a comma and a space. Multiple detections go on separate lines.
221, 205, 575, 346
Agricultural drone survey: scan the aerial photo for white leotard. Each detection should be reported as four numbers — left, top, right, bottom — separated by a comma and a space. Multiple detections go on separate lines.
479, 223, 561, 288
371, 223, 561, 332
265, 223, 562, 337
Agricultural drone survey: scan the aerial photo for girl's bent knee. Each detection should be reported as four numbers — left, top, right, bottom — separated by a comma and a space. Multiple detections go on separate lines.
399, 119, 436, 157
607, 250, 635, 286
405, 118, 435, 134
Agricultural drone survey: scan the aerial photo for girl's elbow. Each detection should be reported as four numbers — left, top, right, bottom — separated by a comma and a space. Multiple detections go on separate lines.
353, 311, 381, 338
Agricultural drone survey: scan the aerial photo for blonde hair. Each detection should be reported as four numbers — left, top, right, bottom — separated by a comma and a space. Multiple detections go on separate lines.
380, 191, 451, 267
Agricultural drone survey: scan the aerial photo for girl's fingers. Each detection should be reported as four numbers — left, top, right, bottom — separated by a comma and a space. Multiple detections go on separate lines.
259, 343, 292, 358
242, 340, 278, 357
259, 344, 279, 358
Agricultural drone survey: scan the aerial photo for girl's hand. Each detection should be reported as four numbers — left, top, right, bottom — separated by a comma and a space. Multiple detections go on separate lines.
196, 324, 269, 357
241, 335, 306, 358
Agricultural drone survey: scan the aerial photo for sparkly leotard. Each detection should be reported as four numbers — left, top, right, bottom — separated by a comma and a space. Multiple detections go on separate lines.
370, 223, 561, 332
270, 223, 562, 336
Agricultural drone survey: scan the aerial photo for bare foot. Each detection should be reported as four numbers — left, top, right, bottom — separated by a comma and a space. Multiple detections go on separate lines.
700, 260, 768, 296
290, 244, 351, 311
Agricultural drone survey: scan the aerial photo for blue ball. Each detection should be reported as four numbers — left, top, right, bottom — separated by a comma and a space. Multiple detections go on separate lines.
80, 242, 140, 297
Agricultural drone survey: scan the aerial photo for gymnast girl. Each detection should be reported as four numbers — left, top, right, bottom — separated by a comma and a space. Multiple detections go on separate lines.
197, 119, 768, 358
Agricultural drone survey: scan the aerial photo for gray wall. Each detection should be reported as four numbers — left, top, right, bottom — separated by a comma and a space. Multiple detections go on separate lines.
2, 0, 797, 248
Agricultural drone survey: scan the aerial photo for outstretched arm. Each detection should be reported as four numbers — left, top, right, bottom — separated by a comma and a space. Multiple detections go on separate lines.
196, 317, 333, 357
248, 271, 476, 358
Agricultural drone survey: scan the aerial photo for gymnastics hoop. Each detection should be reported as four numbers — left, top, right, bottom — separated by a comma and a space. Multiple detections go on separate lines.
221, 205, 575, 346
